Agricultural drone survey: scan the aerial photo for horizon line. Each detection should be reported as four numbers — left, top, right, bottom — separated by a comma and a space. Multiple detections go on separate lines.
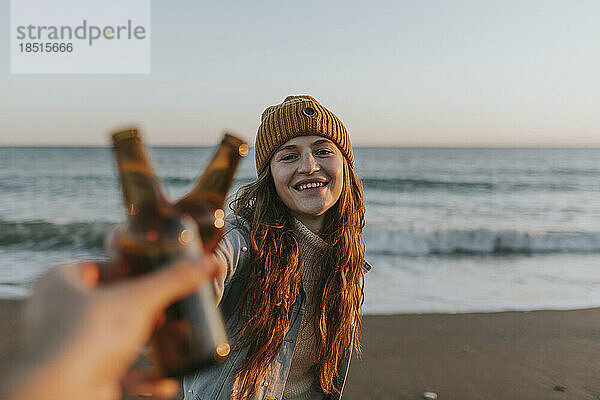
2, 144, 600, 149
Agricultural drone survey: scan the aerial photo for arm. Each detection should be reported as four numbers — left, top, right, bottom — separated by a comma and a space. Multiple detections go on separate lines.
1, 258, 218, 400
212, 225, 250, 305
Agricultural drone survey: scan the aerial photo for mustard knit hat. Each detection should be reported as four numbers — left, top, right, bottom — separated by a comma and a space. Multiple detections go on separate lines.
255, 95, 354, 174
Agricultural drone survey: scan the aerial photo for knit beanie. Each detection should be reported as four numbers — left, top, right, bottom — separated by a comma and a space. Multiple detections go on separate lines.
254, 95, 354, 174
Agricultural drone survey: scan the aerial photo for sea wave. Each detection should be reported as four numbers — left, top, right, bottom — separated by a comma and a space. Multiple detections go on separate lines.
163, 176, 257, 187
365, 227, 600, 256
0, 220, 111, 251
360, 177, 583, 192
1, 174, 589, 194
162, 177, 194, 186
3, 219, 600, 256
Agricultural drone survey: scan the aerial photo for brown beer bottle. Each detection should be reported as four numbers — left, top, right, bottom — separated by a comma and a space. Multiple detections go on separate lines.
110, 128, 230, 377
174, 133, 248, 253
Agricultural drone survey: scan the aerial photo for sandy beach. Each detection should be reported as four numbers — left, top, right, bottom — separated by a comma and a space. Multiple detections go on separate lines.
3, 299, 600, 400
345, 310, 600, 400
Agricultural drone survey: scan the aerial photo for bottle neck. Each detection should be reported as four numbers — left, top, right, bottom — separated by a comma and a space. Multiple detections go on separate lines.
112, 130, 170, 214
182, 134, 246, 209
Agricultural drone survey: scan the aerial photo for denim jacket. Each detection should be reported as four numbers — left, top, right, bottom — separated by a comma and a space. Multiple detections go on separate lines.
183, 218, 372, 400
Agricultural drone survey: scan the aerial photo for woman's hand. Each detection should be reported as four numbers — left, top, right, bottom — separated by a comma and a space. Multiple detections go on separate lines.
4, 258, 218, 400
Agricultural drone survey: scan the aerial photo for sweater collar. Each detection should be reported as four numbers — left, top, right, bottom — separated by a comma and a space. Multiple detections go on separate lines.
293, 218, 328, 250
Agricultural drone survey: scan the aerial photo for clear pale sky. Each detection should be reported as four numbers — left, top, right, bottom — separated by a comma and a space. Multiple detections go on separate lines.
1, 0, 599, 146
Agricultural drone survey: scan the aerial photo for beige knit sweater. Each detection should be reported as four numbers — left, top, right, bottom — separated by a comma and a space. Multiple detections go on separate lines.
282, 220, 328, 400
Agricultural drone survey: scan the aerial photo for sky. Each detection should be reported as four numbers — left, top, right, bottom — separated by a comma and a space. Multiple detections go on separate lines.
1, 0, 600, 146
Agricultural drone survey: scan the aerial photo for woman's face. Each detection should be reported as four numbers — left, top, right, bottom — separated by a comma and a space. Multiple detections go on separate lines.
270, 136, 344, 222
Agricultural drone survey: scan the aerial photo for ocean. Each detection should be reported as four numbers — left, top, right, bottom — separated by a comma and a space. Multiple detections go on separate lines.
1, 146, 600, 315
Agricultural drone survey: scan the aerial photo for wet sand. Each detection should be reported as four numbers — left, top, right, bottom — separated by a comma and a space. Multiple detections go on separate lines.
345, 310, 600, 400
2, 299, 600, 399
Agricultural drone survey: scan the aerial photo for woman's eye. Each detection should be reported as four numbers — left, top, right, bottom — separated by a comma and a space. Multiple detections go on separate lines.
315, 149, 333, 156
280, 154, 297, 161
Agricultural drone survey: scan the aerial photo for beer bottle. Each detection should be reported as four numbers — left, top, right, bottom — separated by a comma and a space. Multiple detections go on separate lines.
110, 128, 230, 377
174, 133, 248, 253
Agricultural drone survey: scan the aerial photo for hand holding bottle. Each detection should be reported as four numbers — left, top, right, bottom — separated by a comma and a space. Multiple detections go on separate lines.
108, 129, 236, 377
2, 258, 219, 400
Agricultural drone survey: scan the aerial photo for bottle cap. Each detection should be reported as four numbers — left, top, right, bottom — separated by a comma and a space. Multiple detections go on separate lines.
112, 128, 141, 144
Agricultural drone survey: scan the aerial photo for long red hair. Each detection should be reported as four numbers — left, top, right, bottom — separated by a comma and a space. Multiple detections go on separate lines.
229, 160, 366, 398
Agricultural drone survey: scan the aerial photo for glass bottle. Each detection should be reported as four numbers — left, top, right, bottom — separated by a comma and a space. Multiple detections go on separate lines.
110, 128, 230, 377
174, 133, 248, 253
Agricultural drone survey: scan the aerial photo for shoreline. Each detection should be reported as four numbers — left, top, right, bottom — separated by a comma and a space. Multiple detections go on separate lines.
3, 299, 600, 399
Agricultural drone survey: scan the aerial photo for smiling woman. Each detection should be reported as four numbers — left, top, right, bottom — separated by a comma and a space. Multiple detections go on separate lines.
184, 95, 370, 400
270, 136, 345, 234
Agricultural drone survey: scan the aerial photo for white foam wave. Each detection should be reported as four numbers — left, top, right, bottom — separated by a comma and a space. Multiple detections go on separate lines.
365, 227, 600, 256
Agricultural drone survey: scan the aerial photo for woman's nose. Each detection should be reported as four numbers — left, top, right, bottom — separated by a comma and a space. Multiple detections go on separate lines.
297, 153, 319, 174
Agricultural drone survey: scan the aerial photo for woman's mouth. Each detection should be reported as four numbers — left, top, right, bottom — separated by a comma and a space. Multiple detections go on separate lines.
294, 181, 328, 191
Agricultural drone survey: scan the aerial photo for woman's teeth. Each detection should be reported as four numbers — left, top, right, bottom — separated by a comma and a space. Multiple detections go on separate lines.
296, 182, 326, 191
